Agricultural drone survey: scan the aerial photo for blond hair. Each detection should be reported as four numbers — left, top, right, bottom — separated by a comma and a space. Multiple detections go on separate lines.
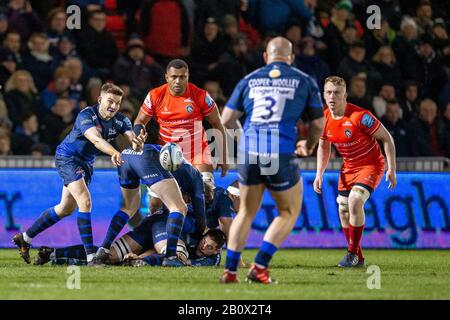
101, 83, 124, 97
324, 76, 347, 89
4, 70, 38, 94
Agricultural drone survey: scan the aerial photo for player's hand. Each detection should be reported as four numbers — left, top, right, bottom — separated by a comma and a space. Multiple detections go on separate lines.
313, 175, 323, 194
123, 253, 139, 261
132, 129, 147, 150
217, 163, 229, 177
111, 152, 124, 166
386, 169, 397, 190
295, 140, 311, 157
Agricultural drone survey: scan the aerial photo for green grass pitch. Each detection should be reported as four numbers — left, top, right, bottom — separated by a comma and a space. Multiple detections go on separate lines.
0, 249, 449, 300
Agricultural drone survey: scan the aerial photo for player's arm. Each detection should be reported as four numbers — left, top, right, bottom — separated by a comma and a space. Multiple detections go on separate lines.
191, 179, 207, 240
134, 92, 154, 134
123, 130, 147, 152
83, 127, 123, 166
221, 107, 243, 130
205, 106, 229, 176
372, 124, 397, 190
313, 138, 331, 194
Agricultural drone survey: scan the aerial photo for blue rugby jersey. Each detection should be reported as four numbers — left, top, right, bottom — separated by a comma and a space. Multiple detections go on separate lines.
226, 61, 323, 155
56, 105, 132, 164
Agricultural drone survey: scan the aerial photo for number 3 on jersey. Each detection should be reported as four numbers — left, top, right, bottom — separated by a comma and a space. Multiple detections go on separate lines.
249, 87, 295, 123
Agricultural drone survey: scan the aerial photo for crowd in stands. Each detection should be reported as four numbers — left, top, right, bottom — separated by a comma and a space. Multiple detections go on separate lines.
0, 0, 448, 158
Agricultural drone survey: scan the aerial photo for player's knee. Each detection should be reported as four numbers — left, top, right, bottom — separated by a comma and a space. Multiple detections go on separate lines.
336, 195, 349, 214
348, 187, 369, 210
54, 205, 75, 217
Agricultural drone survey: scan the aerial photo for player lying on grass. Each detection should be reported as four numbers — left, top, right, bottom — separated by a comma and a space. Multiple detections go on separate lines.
34, 206, 226, 267
313, 76, 397, 267
95, 143, 206, 267
13, 83, 147, 266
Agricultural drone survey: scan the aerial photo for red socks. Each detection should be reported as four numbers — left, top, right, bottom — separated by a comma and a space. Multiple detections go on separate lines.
343, 226, 365, 260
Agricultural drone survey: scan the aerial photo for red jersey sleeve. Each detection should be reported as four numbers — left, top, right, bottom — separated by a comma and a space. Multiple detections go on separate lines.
357, 111, 381, 136
140, 91, 154, 117
199, 90, 216, 117
320, 109, 329, 140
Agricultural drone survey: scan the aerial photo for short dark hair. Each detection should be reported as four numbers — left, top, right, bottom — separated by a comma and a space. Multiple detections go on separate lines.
101, 83, 124, 96
204, 229, 227, 249
89, 9, 106, 19
20, 112, 36, 124
166, 59, 189, 72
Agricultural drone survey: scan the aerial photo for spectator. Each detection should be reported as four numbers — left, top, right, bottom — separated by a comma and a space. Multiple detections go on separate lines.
347, 75, 374, 113
414, 0, 434, 36
364, 17, 397, 59
403, 34, 447, 100
222, 14, 239, 51
40, 97, 75, 152
113, 35, 165, 101
83, 77, 102, 106
400, 80, 420, 121
372, 45, 403, 93
30, 142, 51, 156
189, 17, 227, 86
336, 41, 381, 96
431, 18, 449, 55
250, 31, 277, 69
0, 31, 25, 86
215, 33, 256, 96
372, 84, 397, 118
40, 66, 73, 112
45, 7, 71, 50
394, 15, 419, 76
4, 70, 41, 127
193, 0, 242, 35
203, 80, 226, 112
381, 101, 410, 157
409, 99, 446, 157
0, 127, 11, 155
284, 19, 302, 55
63, 57, 87, 104
11, 111, 40, 154
294, 36, 330, 89
117, 83, 141, 115
6, 0, 45, 42
23, 32, 59, 91
52, 35, 78, 63
0, 93, 12, 130
76, 9, 118, 80
140, 0, 191, 66
246, 0, 314, 34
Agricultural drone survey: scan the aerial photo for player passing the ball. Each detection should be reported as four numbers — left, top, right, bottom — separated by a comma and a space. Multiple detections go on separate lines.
313, 76, 397, 267
12, 83, 146, 266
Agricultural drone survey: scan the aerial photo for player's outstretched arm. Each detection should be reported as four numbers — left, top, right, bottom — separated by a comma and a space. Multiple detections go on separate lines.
314, 139, 331, 194
84, 127, 123, 166
134, 109, 152, 128
206, 107, 229, 176
373, 124, 397, 190
123, 129, 147, 152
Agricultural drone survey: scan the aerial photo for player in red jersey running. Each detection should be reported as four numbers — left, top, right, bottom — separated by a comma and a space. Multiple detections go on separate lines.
313, 76, 397, 267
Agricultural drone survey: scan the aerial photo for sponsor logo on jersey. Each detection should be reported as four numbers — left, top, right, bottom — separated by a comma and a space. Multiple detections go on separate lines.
269, 69, 281, 78
205, 94, 214, 107
80, 119, 92, 125
184, 98, 194, 103
345, 129, 352, 138
186, 105, 194, 113
115, 119, 123, 126
361, 113, 375, 128
342, 121, 353, 126
161, 104, 171, 114
109, 128, 117, 135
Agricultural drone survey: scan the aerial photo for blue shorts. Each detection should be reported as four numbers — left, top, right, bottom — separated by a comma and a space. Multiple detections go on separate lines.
55, 154, 93, 186
127, 212, 196, 249
118, 145, 173, 189
237, 153, 300, 191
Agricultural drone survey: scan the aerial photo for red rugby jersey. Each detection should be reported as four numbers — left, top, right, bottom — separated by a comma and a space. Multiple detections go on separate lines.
320, 103, 385, 168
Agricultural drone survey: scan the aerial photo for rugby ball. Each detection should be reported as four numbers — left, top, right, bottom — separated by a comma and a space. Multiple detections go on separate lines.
159, 142, 184, 171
